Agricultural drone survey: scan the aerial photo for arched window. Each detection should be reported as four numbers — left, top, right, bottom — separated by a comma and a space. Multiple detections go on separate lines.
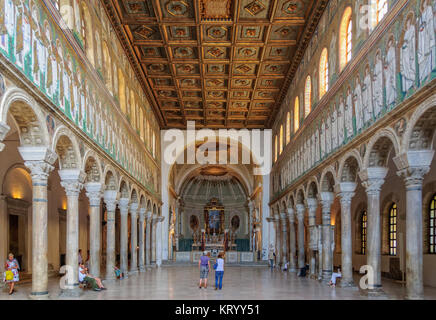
80, 2, 94, 66
371, 0, 388, 29
319, 48, 329, 99
140, 107, 145, 142
429, 195, 436, 254
130, 90, 136, 128
389, 203, 397, 256
152, 132, 156, 157
102, 41, 113, 93
118, 69, 127, 114
361, 210, 367, 255
304, 76, 311, 117
274, 135, 278, 162
286, 112, 291, 144
294, 97, 300, 132
339, 7, 353, 71
279, 125, 283, 154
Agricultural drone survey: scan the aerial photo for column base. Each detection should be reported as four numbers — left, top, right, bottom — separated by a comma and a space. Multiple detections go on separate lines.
405, 293, 424, 300
139, 266, 146, 272
129, 268, 138, 274
322, 270, 332, 284
288, 267, 297, 273
59, 286, 82, 298
104, 273, 118, 282
29, 291, 50, 300
309, 273, 318, 280
366, 286, 386, 297
338, 280, 358, 290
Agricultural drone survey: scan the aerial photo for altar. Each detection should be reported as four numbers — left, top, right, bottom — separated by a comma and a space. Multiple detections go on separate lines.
190, 198, 237, 254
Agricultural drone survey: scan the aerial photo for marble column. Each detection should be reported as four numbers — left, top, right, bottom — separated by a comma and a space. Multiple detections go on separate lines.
145, 212, 152, 267
335, 182, 357, 288
103, 190, 118, 280
306, 198, 318, 279
273, 213, 282, 265
394, 150, 434, 300
59, 169, 85, 296
287, 208, 297, 272
319, 192, 334, 283
138, 208, 146, 271
85, 183, 103, 278
130, 202, 139, 273
119, 198, 129, 277
295, 204, 306, 272
19, 147, 57, 299
359, 167, 387, 294
280, 212, 288, 265
151, 216, 157, 264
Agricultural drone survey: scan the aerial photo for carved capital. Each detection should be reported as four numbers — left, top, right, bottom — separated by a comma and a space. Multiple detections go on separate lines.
146, 211, 153, 221
295, 204, 305, 221
359, 167, 387, 195
119, 198, 130, 213
59, 169, 85, 197
24, 160, 55, 183
139, 208, 146, 220
305, 198, 318, 217
85, 183, 104, 207
130, 202, 139, 215
104, 190, 119, 212
287, 208, 295, 222
397, 166, 430, 190
61, 180, 83, 197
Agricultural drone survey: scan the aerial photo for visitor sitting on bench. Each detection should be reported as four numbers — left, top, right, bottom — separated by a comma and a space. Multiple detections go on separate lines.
329, 268, 342, 287
79, 263, 106, 291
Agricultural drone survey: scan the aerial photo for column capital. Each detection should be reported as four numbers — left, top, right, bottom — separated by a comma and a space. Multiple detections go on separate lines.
394, 151, 434, 190
287, 207, 295, 222
280, 212, 288, 221
104, 190, 119, 212
335, 182, 357, 205
85, 183, 104, 207
59, 169, 86, 197
295, 204, 305, 221
146, 211, 153, 221
359, 167, 388, 195
119, 198, 130, 213
129, 202, 139, 214
305, 198, 318, 214
139, 207, 146, 219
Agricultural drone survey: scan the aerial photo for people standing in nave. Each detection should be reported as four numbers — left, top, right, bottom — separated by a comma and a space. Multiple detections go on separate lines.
198, 251, 210, 289
214, 252, 225, 290
401, 14, 416, 93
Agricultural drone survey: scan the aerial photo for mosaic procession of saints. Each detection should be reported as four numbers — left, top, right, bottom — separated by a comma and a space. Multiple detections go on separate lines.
0, 0, 159, 189
275, 0, 436, 195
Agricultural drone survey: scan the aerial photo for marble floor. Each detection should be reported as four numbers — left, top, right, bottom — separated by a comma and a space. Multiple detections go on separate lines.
2, 266, 436, 300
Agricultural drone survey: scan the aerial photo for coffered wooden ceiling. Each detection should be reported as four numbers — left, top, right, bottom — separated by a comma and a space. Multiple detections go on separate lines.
101, 0, 327, 129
